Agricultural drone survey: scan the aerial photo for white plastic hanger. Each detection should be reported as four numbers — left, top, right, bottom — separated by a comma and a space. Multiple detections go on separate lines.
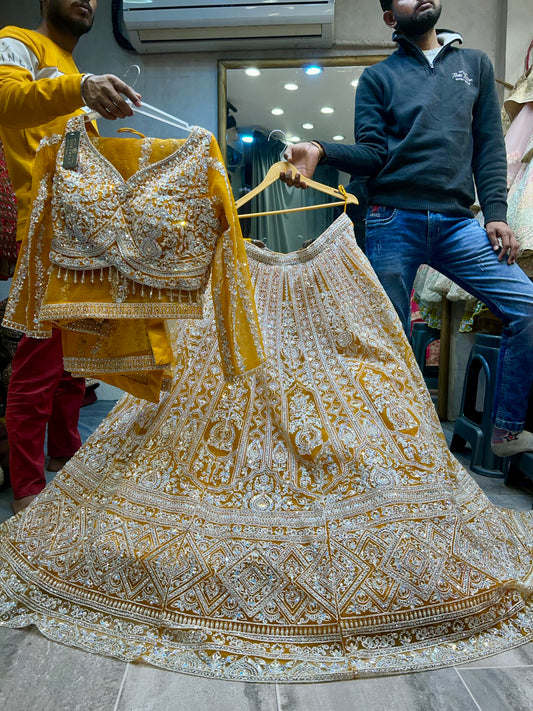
85, 100, 193, 132
83, 66, 193, 132
235, 160, 358, 217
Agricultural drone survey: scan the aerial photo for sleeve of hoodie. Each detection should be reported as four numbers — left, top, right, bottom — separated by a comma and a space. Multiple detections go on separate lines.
0, 37, 84, 129
471, 53, 508, 224
319, 68, 388, 178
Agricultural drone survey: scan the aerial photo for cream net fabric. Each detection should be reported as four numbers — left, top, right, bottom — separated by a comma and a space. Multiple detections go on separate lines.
1, 213, 532, 681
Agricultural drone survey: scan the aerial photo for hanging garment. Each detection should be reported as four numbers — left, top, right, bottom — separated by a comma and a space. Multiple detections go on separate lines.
412, 264, 480, 331
504, 74, 533, 276
0, 213, 532, 681
0, 140, 17, 277
3, 117, 264, 400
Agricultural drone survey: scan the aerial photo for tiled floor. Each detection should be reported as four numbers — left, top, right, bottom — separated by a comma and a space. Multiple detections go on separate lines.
0, 404, 532, 711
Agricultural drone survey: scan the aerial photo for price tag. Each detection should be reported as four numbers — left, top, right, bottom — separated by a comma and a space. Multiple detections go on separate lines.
62, 130, 81, 170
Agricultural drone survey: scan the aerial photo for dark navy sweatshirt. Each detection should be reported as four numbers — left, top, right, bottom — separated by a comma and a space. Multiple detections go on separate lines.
321, 30, 508, 224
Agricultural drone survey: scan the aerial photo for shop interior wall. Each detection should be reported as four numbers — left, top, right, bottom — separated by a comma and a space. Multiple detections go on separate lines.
1, 0, 516, 140
506, 0, 532, 85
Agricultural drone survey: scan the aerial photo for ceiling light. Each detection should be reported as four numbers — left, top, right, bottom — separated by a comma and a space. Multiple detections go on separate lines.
124, 0, 153, 4
271, 108, 284, 116
244, 67, 261, 77
289, 136, 301, 143
284, 83, 299, 91
241, 135, 254, 143
304, 65, 323, 76
320, 106, 334, 114
333, 135, 344, 141
302, 123, 314, 130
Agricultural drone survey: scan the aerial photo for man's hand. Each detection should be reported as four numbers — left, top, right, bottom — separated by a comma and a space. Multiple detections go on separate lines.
82, 74, 142, 120
280, 142, 322, 188
486, 221, 519, 264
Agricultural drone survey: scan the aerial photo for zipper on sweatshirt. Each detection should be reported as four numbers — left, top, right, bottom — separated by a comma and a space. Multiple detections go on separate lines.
394, 31, 461, 73
402, 40, 446, 70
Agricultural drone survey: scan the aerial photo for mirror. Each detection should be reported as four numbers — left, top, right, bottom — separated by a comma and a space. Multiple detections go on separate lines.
218, 56, 387, 253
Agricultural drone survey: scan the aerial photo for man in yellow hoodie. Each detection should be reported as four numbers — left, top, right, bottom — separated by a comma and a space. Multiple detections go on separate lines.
0, 0, 141, 513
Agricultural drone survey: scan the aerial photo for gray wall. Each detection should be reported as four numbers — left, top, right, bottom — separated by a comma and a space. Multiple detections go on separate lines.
506, 0, 532, 85
0, 0, 528, 139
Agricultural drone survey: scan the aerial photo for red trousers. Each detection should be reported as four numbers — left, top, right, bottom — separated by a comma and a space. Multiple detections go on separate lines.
6, 329, 85, 498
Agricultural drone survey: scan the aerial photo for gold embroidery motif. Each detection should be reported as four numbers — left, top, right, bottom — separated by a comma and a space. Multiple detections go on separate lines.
0, 216, 532, 681
4, 119, 265, 397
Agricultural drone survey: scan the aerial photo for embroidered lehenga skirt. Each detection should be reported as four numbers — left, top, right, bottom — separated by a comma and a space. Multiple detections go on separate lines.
0, 214, 532, 682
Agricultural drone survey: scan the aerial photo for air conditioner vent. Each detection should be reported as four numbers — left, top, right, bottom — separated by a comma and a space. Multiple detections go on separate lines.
119, 0, 335, 53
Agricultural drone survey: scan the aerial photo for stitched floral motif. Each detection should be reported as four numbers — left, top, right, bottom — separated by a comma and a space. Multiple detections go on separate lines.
3, 119, 264, 396
0, 217, 532, 681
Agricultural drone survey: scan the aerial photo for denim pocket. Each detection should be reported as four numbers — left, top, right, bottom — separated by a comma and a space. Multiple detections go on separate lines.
366, 205, 397, 224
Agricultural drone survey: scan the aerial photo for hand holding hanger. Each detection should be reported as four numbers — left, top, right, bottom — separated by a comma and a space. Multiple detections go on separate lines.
81, 73, 142, 120
83, 85, 193, 133
279, 141, 325, 189
235, 160, 358, 218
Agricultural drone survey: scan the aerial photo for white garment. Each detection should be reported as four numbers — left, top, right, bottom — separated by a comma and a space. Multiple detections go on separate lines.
423, 47, 441, 67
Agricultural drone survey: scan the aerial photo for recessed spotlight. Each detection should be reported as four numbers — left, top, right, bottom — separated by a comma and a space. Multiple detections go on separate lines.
241, 135, 254, 143
289, 136, 301, 143
271, 108, 284, 116
284, 82, 299, 91
304, 65, 323, 76
333, 135, 344, 141
302, 123, 314, 130
350, 79, 359, 88
321, 106, 334, 114
245, 67, 261, 77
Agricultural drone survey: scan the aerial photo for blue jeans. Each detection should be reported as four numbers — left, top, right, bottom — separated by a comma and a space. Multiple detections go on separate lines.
365, 206, 533, 431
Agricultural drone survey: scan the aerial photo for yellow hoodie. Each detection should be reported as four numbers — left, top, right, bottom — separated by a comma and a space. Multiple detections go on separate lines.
0, 26, 86, 240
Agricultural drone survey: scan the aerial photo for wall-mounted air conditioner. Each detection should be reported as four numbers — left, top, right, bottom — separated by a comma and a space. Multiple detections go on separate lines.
120, 0, 335, 54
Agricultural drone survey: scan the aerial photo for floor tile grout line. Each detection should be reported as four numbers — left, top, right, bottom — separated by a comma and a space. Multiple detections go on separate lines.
275, 682, 283, 711
454, 667, 483, 711
456, 663, 533, 670
112, 662, 130, 711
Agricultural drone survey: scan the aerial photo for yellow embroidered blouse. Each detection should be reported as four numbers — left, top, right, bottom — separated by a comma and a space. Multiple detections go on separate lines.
4, 118, 265, 401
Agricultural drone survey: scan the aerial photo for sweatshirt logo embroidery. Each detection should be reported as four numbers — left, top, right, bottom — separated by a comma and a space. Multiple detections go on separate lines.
451, 70, 473, 85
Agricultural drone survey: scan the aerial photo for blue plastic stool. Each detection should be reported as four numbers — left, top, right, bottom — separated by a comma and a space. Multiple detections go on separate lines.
450, 333, 506, 477
410, 321, 440, 390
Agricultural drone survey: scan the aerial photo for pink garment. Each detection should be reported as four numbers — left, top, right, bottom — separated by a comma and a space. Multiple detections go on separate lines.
505, 102, 533, 187
505, 101, 533, 274
0, 140, 17, 274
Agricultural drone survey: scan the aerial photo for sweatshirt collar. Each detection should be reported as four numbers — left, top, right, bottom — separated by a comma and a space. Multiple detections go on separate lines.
393, 28, 463, 52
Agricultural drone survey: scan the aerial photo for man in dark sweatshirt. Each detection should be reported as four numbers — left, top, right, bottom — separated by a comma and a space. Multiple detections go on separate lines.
283, 0, 533, 458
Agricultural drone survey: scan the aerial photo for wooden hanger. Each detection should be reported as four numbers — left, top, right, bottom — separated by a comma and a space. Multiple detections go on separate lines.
235, 160, 358, 217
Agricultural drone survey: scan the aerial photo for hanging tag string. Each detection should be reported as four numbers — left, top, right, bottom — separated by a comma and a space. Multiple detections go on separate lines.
338, 184, 348, 213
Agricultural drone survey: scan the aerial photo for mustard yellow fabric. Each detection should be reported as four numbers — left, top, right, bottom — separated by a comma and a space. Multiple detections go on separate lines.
4, 119, 265, 401
0, 27, 85, 240
1, 216, 533, 680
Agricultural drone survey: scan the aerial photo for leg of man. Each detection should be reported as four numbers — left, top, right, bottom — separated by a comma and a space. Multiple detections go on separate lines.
365, 206, 428, 334
430, 214, 533, 435
6, 329, 84, 501
47, 370, 85, 470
